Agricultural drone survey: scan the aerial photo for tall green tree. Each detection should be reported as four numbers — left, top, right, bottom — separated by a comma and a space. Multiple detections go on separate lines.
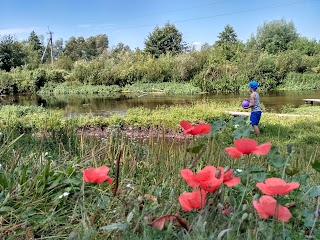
215, 24, 238, 45
215, 25, 240, 61
0, 35, 25, 71
25, 31, 44, 68
144, 23, 183, 58
255, 19, 298, 54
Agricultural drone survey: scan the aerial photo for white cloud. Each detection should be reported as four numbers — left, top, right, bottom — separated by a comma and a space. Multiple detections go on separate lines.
0, 27, 39, 35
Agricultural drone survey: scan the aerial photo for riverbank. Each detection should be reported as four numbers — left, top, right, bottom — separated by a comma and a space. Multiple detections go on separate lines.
0, 102, 319, 239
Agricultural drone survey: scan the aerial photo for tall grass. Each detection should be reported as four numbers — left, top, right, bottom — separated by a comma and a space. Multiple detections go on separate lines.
0, 121, 319, 239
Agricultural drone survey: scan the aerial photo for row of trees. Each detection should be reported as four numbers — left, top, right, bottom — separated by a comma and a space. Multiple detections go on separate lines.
0, 19, 319, 93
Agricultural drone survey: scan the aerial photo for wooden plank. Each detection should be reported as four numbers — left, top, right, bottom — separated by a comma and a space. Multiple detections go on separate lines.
303, 99, 320, 104
226, 111, 310, 117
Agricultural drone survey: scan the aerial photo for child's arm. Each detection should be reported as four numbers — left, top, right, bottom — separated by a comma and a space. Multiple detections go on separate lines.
248, 92, 256, 108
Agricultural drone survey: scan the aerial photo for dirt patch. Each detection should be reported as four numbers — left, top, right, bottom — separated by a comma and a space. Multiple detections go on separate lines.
77, 126, 194, 141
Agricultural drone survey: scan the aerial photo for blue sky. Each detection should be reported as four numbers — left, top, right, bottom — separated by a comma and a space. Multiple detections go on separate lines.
1, 0, 319, 49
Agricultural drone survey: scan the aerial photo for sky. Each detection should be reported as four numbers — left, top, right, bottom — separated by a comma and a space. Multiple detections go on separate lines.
1, 0, 319, 50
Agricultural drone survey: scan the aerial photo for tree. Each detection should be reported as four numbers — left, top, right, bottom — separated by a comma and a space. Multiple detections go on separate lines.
215, 25, 238, 45
64, 36, 85, 61
215, 25, 240, 61
144, 23, 183, 58
25, 31, 44, 68
53, 38, 64, 59
255, 19, 298, 54
0, 35, 25, 71
290, 37, 320, 56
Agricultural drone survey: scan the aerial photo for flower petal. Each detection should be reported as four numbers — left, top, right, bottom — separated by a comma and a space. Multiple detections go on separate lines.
225, 147, 243, 158
286, 182, 300, 192
83, 168, 96, 182
224, 177, 241, 187
276, 205, 292, 222
180, 169, 199, 187
251, 142, 272, 155
178, 192, 193, 212
253, 200, 269, 219
234, 138, 258, 154
256, 182, 274, 195
191, 124, 211, 135
180, 120, 192, 131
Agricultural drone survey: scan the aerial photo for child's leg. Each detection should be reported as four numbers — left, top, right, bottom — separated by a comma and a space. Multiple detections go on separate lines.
253, 125, 260, 135
250, 111, 262, 135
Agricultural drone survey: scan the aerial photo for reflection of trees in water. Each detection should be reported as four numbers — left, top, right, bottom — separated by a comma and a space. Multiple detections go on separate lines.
1, 91, 320, 115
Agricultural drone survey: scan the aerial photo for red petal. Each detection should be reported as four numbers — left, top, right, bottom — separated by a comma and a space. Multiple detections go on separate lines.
224, 177, 241, 187
83, 168, 97, 182
253, 200, 269, 219
180, 169, 199, 187
180, 120, 192, 130
256, 182, 274, 195
234, 138, 258, 154
287, 182, 300, 192
259, 195, 277, 216
225, 147, 242, 158
190, 189, 207, 209
191, 124, 211, 135
276, 205, 292, 222
252, 142, 272, 155
178, 192, 193, 212
200, 177, 223, 192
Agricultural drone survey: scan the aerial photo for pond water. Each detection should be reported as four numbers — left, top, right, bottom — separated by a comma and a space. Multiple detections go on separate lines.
1, 90, 319, 116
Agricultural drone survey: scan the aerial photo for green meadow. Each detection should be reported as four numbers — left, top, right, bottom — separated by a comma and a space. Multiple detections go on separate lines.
0, 101, 319, 239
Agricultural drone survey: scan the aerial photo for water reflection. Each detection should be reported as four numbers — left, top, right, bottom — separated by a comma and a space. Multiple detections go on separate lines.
0, 91, 319, 116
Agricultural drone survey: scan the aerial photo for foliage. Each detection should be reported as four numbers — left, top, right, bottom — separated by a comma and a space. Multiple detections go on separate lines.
144, 23, 184, 58
0, 107, 319, 239
0, 35, 26, 71
254, 19, 298, 54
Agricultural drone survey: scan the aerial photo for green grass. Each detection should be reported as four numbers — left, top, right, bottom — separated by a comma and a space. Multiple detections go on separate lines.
0, 102, 319, 239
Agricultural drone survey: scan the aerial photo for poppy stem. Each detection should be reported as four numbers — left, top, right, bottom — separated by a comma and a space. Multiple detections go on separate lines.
113, 149, 122, 197
188, 142, 208, 169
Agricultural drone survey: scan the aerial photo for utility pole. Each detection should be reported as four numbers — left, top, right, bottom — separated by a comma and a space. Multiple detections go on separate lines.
40, 27, 54, 65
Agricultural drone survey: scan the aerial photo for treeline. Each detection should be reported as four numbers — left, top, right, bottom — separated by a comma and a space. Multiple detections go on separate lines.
0, 19, 319, 94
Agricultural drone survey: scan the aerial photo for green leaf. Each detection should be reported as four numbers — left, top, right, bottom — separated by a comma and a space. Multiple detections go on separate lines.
307, 186, 320, 198
311, 161, 320, 172
268, 156, 286, 169
186, 143, 205, 154
285, 166, 299, 176
100, 222, 128, 231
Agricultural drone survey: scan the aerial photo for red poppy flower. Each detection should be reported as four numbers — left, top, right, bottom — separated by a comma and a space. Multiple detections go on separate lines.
253, 195, 292, 222
217, 167, 241, 187
180, 166, 223, 192
256, 178, 300, 195
179, 189, 207, 212
180, 120, 211, 135
225, 138, 271, 158
83, 166, 113, 184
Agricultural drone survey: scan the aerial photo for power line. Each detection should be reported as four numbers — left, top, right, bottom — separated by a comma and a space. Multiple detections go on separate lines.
103, 0, 313, 31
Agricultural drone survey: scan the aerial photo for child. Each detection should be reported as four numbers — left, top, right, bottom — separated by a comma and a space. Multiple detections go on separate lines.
244, 81, 262, 135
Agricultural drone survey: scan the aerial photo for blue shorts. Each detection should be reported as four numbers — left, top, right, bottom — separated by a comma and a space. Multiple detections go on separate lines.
250, 111, 262, 125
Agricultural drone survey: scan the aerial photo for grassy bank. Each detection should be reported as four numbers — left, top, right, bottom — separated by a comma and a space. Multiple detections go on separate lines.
0, 104, 319, 238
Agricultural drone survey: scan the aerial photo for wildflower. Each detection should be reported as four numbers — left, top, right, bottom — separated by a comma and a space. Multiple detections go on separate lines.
256, 178, 300, 195
83, 166, 113, 184
218, 167, 241, 187
225, 138, 271, 158
253, 195, 292, 222
180, 166, 223, 192
179, 189, 207, 212
180, 120, 211, 135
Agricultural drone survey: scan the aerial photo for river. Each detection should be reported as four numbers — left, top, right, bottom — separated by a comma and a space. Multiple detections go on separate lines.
1, 90, 319, 116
